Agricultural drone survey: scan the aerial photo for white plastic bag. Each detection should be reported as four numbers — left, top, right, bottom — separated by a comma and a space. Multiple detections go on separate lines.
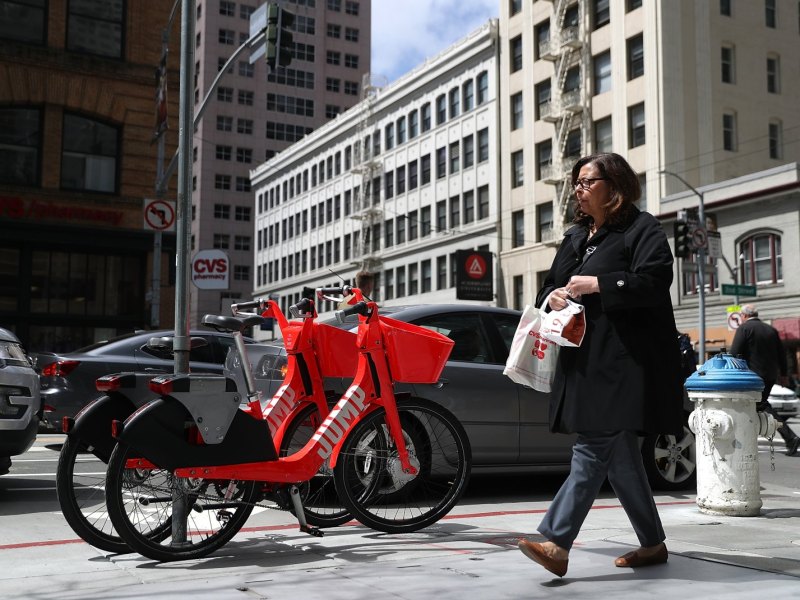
540, 299, 586, 347
503, 295, 559, 392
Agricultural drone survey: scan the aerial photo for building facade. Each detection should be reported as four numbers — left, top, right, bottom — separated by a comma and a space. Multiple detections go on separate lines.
250, 21, 500, 321
189, 0, 370, 323
0, 1, 182, 351
497, 0, 800, 360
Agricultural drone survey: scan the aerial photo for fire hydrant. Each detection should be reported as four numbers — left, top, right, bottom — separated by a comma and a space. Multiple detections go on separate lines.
686, 353, 777, 516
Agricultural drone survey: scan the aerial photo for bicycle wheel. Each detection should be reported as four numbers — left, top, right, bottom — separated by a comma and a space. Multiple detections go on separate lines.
105, 442, 258, 562
57, 434, 130, 553
279, 403, 352, 527
334, 398, 471, 534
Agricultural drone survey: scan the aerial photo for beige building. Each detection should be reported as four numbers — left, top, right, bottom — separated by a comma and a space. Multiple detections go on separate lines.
497, 0, 800, 323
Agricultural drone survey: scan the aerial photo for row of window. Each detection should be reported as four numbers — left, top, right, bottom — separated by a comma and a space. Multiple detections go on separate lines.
721, 47, 784, 94
257, 71, 491, 208
326, 23, 360, 43
0, 107, 118, 193
259, 185, 491, 260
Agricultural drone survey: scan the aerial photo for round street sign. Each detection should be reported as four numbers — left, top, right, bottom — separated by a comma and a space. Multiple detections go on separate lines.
692, 226, 708, 250
727, 311, 743, 330
144, 199, 176, 231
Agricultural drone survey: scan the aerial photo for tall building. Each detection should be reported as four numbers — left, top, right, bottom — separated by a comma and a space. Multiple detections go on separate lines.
190, 0, 370, 324
0, 1, 182, 351
250, 21, 500, 319
498, 0, 800, 358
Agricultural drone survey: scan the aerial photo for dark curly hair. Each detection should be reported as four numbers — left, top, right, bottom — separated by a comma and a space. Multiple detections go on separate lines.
570, 152, 640, 227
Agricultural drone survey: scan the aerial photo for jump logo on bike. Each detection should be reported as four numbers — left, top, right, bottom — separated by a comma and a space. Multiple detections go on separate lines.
264, 384, 296, 434
312, 384, 368, 459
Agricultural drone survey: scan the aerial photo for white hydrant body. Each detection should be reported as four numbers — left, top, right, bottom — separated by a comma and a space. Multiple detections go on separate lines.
688, 390, 776, 516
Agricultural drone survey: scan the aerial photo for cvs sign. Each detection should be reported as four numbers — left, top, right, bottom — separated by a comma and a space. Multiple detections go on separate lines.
192, 249, 229, 290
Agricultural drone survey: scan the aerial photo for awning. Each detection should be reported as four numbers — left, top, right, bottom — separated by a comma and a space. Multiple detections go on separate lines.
772, 317, 800, 342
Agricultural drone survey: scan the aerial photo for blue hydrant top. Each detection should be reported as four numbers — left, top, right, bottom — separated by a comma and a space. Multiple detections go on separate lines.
684, 352, 764, 391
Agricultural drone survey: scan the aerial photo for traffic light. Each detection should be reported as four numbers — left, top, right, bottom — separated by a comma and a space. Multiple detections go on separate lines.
674, 220, 692, 258
266, 4, 294, 70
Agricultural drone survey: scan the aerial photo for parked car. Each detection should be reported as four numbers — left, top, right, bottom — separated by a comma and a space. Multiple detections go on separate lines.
244, 304, 697, 491
35, 329, 256, 431
0, 328, 41, 475
767, 384, 799, 419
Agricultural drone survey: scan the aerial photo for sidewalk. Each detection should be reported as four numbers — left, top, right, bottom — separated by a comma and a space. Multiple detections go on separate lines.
2, 473, 798, 600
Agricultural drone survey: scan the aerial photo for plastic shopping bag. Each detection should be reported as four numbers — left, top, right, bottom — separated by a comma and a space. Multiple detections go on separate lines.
503, 298, 559, 392
540, 299, 586, 347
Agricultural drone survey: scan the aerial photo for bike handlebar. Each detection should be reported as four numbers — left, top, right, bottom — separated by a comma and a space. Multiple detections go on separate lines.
318, 285, 353, 297
289, 297, 315, 318
230, 299, 263, 315
334, 301, 370, 323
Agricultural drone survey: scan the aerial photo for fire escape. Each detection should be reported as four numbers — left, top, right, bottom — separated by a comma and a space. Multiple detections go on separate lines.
350, 72, 384, 275
539, 0, 589, 243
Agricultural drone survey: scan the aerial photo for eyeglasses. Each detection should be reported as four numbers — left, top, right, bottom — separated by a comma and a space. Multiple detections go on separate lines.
572, 177, 607, 191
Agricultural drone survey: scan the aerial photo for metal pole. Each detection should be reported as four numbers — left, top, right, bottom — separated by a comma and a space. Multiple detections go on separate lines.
660, 170, 706, 363
173, 0, 195, 374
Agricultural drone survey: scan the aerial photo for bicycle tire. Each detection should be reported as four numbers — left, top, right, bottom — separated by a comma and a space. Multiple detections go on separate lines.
333, 398, 471, 534
279, 403, 352, 527
57, 434, 130, 553
105, 442, 258, 562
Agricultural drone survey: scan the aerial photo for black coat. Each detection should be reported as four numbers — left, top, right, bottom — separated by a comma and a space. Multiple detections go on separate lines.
536, 209, 684, 436
729, 318, 787, 382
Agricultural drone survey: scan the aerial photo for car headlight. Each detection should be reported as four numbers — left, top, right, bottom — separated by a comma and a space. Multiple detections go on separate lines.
257, 354, 288, 379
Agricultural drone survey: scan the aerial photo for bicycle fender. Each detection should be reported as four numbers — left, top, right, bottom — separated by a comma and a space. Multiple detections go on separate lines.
328, 392, 412, 468
69, 393, 137, 462
116, 398, 277, 471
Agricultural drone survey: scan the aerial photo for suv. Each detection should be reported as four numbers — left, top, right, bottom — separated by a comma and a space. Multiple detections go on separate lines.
0, 328, 41, 475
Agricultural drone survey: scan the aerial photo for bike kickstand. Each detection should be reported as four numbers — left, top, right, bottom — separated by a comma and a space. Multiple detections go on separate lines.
288, 484, 324, 538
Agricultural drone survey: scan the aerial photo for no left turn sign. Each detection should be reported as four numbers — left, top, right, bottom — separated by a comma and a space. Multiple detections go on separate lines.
144, 199, 176, 231
727, 311, 743, 330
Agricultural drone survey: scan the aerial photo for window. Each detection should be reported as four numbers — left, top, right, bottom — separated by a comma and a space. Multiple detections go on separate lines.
421, 206, 432, 236
478, 128, 490, 162
627, 35, 644, 80
449, 88, 460, 119
720, 0, 731, 16
564, 129, 581, 159
767, 55, 780, 93
627, 0, 643, 11
213, 234, 230, 249
436, 200, 447, 232
345, 27, 359, 42
326, 77, 340, 93
421, 103, 432, 131
0, 107, 40, 186
769, 120, 783, 159
512, 210, 525, 248
327, 50, 341, 65
534, 20, 550, 60
511, 0, 522, 16
327, 23, 341, 38
384, 123, 394, 150
628, 103, 645, 148
238, 61, 254, 77
384, 171, 394, 199
345, 54, 359, 69
511, 92, 523, 129
214, 204, 230, 219
238, 90, 254, 106
436, 256, 447, 289
215, 174, 231, 190
235, 206, 251, 221
218, 86, 233, 102
594, 117, 613, 153
67, 0, 123, 58
345, 0, 359, 14
721, 45, 735, 83
436, 147, 447, 179
396, 267, 406, 298
594, 51, 612, 94
723, 112, 737, 151
478, 185, 490, 219
462, 80, 474, 112
510, 35, 523, 72
328, 0, 341, 11
384, 219, 394, 248
535, 79, 552, 120
1, 0, 46, 43
593, 0, 610, 29
217, 115, 233, 131
396, 116, 406, 144
396, 165, 406, 194
449, 196, 460, 227
477, 71, 489, 104
61, 114, 118, 193
740, 232, 782, 285
421, 259, 432, 293
449, 142, 460, 174
408, 210, 418, 240
436, 94, 447, 125
563, 66, 580, 92
216, 145, 232, 160
537, 202, 554, 242
408, 263, 419, 295
512, 275, 524, 311
220, 1, 235, 16
463, 135, 474, 168
511, 150, 524, 187
463, 190, 475, 223
219, 29, 235, 44
237, 118, 253, 134
408, 110, 419, 138
233, 265, 249, 282
765, 0, 776, 27
421, 154, 431, 184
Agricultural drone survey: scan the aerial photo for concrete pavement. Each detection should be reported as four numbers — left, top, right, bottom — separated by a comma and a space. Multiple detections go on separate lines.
1, 441, 799, 599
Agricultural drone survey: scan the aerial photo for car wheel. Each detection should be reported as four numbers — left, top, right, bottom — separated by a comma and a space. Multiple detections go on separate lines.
641, 424, 696, 491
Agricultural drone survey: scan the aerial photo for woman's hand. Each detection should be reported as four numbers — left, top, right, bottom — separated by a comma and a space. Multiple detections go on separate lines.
549, 288, 570, 310
565, 276, 599, 299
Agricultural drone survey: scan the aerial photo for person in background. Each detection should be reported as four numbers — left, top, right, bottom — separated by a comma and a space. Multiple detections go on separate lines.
730, 304, 799, 456
517, 153, 684, 577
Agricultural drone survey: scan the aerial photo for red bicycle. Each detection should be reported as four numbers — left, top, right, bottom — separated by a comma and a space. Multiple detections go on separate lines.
104, 286, 471, 561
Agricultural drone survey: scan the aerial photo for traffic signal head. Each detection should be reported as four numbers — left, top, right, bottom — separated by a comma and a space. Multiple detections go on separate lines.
674, 220, 692, 258
265, 4, 294, 70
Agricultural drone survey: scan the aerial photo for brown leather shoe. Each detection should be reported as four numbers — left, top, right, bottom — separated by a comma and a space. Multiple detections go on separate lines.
518, 539, 568, 577
615, 543, 668, 568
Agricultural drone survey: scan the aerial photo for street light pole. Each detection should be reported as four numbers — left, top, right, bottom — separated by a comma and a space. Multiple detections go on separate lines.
660, 170, 706, 363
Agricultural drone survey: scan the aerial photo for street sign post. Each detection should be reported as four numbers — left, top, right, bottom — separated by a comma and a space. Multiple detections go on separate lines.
721, 283, 757, 297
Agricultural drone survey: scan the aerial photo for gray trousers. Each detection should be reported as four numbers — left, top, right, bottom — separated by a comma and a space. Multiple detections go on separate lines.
537, 431, 665, 551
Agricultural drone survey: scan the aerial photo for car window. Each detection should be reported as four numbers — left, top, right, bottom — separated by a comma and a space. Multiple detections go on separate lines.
493, 313, 521, 356
411, 313, 490, 364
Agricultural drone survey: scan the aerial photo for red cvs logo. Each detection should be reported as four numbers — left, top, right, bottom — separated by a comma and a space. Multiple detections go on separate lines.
528, 330, 549, 360
194, 258, 227, 274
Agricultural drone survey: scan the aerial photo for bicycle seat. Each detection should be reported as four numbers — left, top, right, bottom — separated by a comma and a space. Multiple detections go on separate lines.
202, 314, 266, 333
